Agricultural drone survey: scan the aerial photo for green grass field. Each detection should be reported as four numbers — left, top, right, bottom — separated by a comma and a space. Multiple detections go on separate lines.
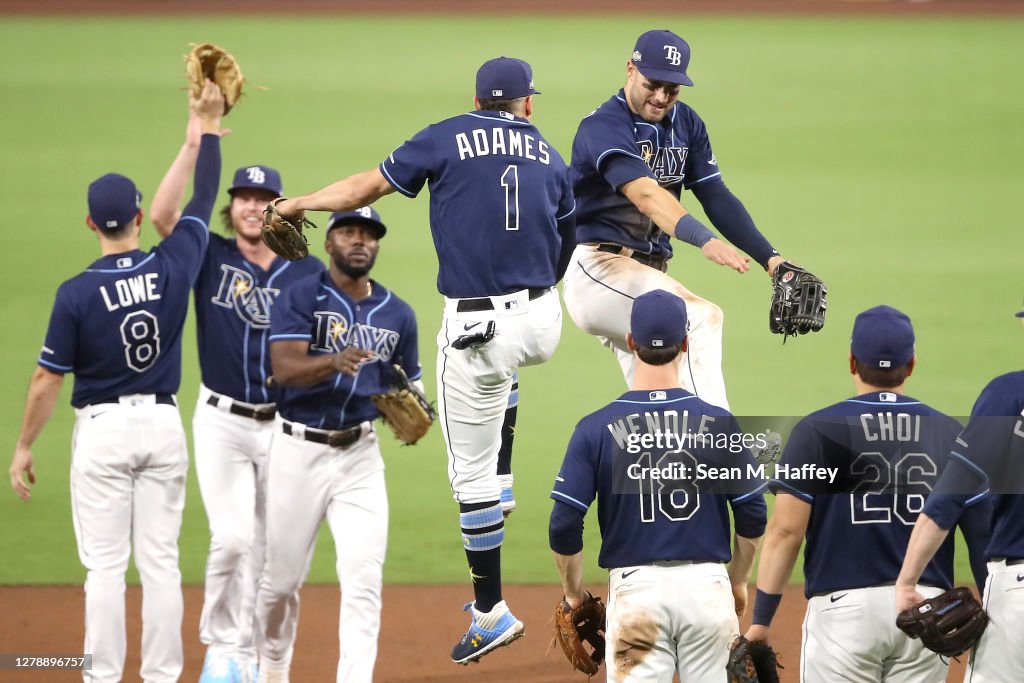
0, 14, 1020, 586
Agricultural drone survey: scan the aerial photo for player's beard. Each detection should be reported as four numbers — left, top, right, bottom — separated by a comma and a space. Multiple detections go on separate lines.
334, 252, 377, 279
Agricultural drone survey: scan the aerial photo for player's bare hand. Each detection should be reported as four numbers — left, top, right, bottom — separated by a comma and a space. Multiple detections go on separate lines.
732, 582, 749, 617
744, 624, 770, 643
766, 255, 786, 277
332, 347, 375, 376
185, 101, 231, 147
895, 583, 926, 614
701, 239, 750, 273
563, 590, 586, 610
272, 197, 301, 217
9, 445, 36, 501
192, 80, 225, 130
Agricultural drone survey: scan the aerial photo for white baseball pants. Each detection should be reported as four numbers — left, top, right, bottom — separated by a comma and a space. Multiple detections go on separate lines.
255, 422, 387, 683
801, 584, 947, 682
606, 562, 738, 683
965, 560, 1024, 682
70, 395, 187, 683
437, 287, 562, 503
563, 243, 729, 410
194, 384, 275, 663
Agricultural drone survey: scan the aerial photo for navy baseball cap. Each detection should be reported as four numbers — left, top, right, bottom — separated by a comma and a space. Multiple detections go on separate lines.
631, 289, 688, 348
475, 57, 541, 100
227, 165, 283, 197
88, 173, 142, 230
327, 206, 387, 238
631, 30, 694, 87
851, 305, 915, 369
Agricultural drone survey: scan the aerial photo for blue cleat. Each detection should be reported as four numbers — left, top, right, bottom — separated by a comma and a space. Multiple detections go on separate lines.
199, 651, 242, 683
451, 600, 525, 665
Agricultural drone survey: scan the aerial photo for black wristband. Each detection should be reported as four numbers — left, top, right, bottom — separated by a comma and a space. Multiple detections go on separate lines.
673, 213, 716, 247
752, 588, 783, 627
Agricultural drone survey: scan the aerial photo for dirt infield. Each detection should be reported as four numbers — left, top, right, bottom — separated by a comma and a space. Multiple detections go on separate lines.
0, 583, 968, 681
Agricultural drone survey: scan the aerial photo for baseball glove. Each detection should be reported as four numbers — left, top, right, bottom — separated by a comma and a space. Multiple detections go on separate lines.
769, 260, 827, 341
553, 592, 606, 676
371, 364, 435, 445
261, 197, 318, 261
727, 636, 781, 683
896, 587, 988, 658
185, 43, 244, 114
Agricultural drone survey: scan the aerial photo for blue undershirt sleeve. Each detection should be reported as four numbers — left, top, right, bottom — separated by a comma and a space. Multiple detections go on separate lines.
691, 178, 777, 268
549, 500, 586, 555
957, 496, 994, 589
181, 134, 222, 226
555, 212, 577, 283
732, 494, 768, 539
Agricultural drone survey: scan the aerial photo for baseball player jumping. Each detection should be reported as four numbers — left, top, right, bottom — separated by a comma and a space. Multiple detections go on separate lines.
255, 208, 421, 683
266, 56, 575, 664
550, 290, 767, 682
896, 303, 1024, 682
747, 306, 991, 682
151, 113, 324, 681
8, 82, 225, 683
563, 29, 805, 409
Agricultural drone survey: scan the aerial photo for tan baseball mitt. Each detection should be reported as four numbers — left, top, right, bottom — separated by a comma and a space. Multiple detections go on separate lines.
261, 197, 318, 261
185, 42, 244, 114
553, 592, 606, 676
371, 364, 435, 445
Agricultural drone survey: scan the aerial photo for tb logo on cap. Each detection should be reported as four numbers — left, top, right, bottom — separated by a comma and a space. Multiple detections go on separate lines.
245, 167, 266, 184
357, 207, 373, 218
664, 45, 682, 66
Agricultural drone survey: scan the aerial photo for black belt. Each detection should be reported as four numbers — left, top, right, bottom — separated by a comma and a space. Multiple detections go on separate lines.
456, 287, 549, 313
206, 394, 277, 422
595, 243, 669, 272
282, 422, 362, 449
96, 394, 176, 406
994, 557, 1024, 566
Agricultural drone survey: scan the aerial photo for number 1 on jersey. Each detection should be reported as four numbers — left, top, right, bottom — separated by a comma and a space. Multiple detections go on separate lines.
501, 164, 519, 231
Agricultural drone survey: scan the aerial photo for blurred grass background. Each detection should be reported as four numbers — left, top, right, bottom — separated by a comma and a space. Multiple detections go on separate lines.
0, 14, 1020, 586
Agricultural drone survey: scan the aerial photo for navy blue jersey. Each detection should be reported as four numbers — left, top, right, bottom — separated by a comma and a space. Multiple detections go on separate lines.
379, 110, 575, 298
39, 135, 221, 407
194, 234, 324, 403
570, 90, 721, 259
551, 388, 766, 569
926, 371, 1024, 560
268, 271, 420, 430
772, 392, 974, 596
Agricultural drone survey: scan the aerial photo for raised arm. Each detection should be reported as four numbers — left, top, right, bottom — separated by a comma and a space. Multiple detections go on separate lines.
179, 81, 226, 227
276, 169, 395, 216
9, 366, 65, 501
151, 90, 230, 238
